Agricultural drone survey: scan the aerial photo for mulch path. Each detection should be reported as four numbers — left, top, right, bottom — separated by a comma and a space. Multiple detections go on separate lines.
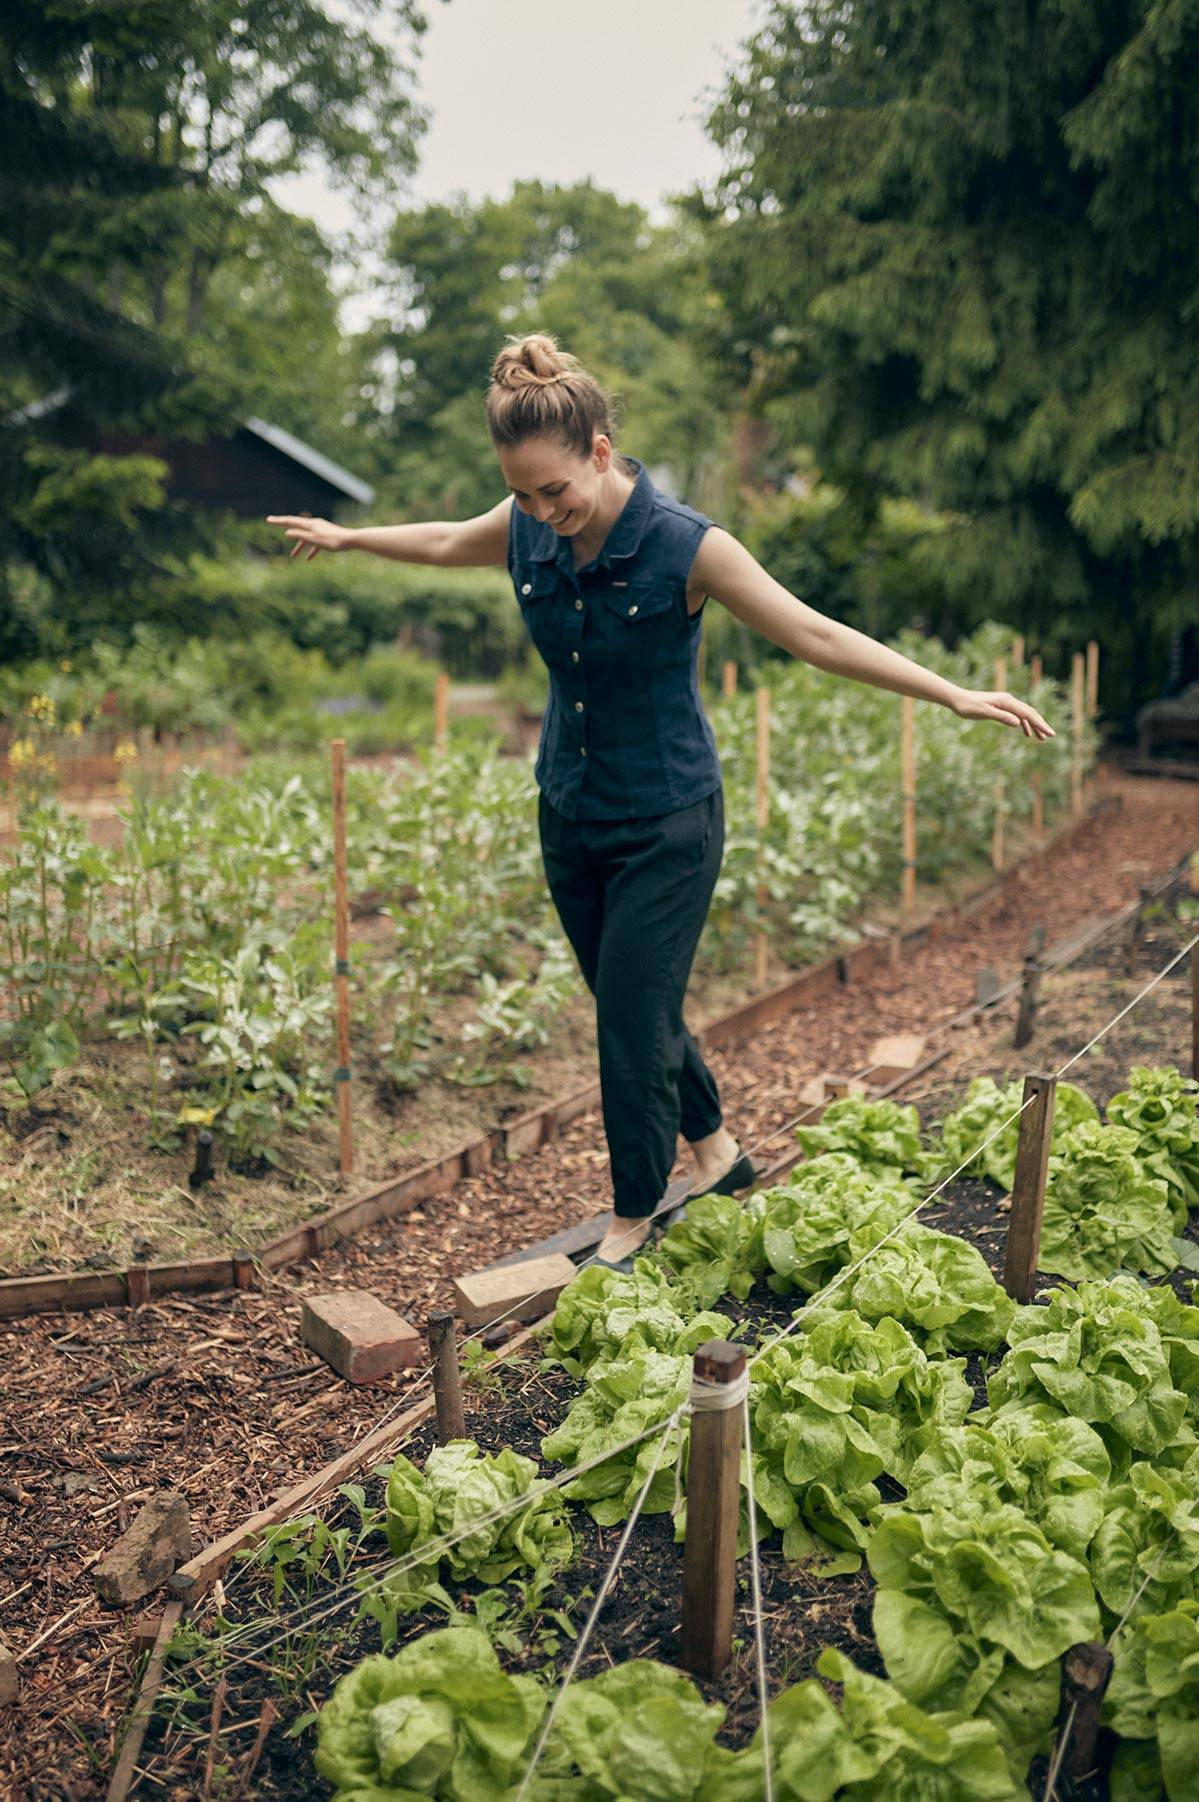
1, 768, 1197, 1799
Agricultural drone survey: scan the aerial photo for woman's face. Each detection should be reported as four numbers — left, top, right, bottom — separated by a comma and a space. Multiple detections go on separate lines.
497, 434, 612, 537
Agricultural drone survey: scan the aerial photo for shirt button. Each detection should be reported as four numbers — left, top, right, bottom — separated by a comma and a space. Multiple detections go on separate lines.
521, 583, 532, 596
575, 598, 583, 611
574, 700, 584, 712
628, 604, 638, 616
579, 745, 587, 756
571, 650, 580, 663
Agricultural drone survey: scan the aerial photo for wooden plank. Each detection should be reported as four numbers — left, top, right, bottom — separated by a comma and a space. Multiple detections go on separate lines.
0, 1271, 126, 1319
487, 1175, 695, 1274
106, 1600, 185, 1802
1002, 1074, 1057, 1303
452, 1252, 577, 1329
680, 1341, 745, 1679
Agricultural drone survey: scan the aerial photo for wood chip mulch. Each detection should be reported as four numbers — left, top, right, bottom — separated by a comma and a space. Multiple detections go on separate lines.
1, 768, 1197, 1800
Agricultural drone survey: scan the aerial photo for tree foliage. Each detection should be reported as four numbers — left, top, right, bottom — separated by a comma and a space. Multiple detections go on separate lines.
693, 0, 1199, 716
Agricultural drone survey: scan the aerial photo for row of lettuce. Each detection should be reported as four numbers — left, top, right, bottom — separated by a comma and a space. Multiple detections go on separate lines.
293, 1063, 1199, 1799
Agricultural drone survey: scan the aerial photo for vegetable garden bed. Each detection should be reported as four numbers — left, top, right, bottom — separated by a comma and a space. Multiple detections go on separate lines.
120, 882, 1199, 1801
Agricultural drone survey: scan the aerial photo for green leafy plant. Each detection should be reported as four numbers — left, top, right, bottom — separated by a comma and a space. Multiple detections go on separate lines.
1038, 1121, 1179, 1281
922, 1076, 1099, 1190
756, 1158, 915, 1297
827, 1221, 1016, 1354
794, 1095, 925, 1183
314, 1626, 544, 1799
1107, 1066, 1199, 1223
987, 1276, 1189, 1471
543, 1259, 732, 1379
381, 1442, 574, 1612
1105, 1600, 1199, 1802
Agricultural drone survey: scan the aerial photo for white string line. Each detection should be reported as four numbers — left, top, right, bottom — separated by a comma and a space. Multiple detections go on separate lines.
748, 929, 1199, 1372
1042, 1545, 1177, 1802
514, 1407, 687, 1801
165, 1406, 691, 1682
742, 1393, 774, 1802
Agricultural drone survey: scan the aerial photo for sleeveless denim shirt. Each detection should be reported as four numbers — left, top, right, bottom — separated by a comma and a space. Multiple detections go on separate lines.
507, 456, 724, 821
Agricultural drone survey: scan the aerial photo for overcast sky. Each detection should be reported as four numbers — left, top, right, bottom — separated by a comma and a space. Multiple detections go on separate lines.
270, 0, 763, 329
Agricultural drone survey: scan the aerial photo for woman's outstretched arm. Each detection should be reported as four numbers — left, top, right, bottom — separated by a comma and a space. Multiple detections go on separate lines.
265, 496, 513, 568
690, 527, 1054, 740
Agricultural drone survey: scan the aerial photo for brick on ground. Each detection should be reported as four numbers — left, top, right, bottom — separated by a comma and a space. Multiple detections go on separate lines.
453, 1252, 577, 1330
301, 1290, 423, 1384
0, 1640, 16, 1706
93, 1491, 192, 1608
798, 1073, 870, 1111
867, 1033, 926, 1086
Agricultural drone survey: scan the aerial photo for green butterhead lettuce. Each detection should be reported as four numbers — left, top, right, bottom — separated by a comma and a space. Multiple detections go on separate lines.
1106, 1600, 1199, 1802
1090, 1450, 1199, 1622
904, 1405, 1111, 1559
544, 1259, 731, 1378
1039, 1121, 1178, 1281
794, 1094, 925, 1182
540, 1347, 690, 1525
527, 1660, 738, 1799
828, 1221, 1016, 1354
758, 1158, 914, 1297
314, 1627, 544, 1799
923, 1076, 1099, 1191
1107, 1066, 1199, 1225
655, 1191, 768, 1308
987, 1276, 1190, 1468
383, 1441, 573, 1590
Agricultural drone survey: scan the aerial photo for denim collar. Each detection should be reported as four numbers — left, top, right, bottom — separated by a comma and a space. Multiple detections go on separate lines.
528, 456, 654, 570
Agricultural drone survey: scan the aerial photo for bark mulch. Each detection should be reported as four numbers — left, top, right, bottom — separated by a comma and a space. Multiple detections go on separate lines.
1, 769, 1197, 1798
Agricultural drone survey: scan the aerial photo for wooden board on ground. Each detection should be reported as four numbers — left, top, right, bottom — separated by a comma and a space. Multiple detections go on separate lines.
487, 1173, 694, 1272
453, 1251, 578, 1329
867, 1033, 926, 1085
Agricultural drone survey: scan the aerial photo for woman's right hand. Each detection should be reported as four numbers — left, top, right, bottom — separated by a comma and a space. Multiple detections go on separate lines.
265, 514, 352, 559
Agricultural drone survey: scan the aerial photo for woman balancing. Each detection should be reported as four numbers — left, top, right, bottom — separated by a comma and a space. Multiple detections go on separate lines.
268, 331, 1054, 1272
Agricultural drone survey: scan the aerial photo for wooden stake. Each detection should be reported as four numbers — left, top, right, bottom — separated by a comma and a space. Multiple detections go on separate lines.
754, 686, 770, 989
721, 659, 737, 699
681, 1340, 745, 1679
331, 739, 354, 1177
1191, 940, 1199, 1081
1056, 1642, 1114, 1785
1011, 634, 1025, 668
427, 1310, 466, 1443
1071, 652, 1085, 817
991, 655, 1007, 871
1002, 1073, 1057, 1303
1086, 639, 1099, 719
901, 695, 916, 917
433, 670, 450, 749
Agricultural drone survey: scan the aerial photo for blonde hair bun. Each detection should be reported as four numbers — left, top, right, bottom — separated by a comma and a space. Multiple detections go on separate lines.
489, 332, 580, 391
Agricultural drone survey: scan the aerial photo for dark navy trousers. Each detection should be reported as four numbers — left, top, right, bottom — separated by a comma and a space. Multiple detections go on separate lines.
537, 785, 725, 1218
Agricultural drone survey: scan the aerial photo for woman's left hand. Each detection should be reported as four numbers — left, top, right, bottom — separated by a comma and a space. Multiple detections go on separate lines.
949, 686, 1056, 739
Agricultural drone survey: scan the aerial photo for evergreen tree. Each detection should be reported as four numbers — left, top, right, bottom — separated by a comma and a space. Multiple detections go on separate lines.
693, 0, 1199, 717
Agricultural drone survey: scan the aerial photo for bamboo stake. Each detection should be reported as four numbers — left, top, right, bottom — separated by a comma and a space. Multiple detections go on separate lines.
433, 669, 450, 749
331, 739, 354, 1177
1030, 652, 1044, 835
754, 685, 770, 988
901, 695, 916, 917
1086, 639, 1099, 719
721, 659, 737, 699
428, 1310, 465, 1443
1070, 652, 1085, 818
991, 655, 1007, 871
1002, 1073, 1057, 1302
681, 1341, 745, 1679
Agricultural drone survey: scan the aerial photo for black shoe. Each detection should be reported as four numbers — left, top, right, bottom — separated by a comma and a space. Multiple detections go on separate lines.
684, 1148, 759, 1203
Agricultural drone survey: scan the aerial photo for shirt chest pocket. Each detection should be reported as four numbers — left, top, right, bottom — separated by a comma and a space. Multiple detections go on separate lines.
599, 582, 676, 625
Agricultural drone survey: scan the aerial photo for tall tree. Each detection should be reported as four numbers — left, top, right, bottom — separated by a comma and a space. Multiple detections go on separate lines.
362, 179, 734, 518
693, 0, 1199, 715
0, 0, 431, 654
